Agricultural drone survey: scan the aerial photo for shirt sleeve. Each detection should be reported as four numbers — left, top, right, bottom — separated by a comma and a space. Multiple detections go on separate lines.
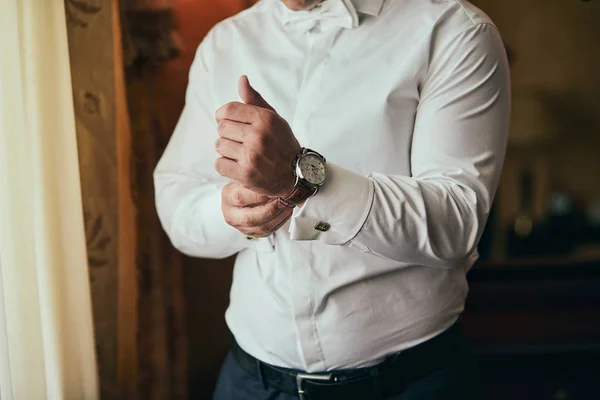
154, 32, 266, 259
288, 23, 511, 269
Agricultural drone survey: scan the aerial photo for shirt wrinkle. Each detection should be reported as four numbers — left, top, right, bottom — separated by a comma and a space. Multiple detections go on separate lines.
154, 0, 510, 371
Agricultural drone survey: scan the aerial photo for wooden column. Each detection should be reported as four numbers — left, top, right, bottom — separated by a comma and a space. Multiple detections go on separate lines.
65, 0, 138, 398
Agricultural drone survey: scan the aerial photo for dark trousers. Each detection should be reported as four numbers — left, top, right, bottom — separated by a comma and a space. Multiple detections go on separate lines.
213, 326, 483, 400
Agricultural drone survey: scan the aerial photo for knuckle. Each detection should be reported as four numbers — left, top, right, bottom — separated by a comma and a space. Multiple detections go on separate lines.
232, 188, 245, 206
250, 125, 263, 136
261, 110, 276, 126
247, 130, 266, 153
226, 102, 237, 115
222, 210, 233, 225
255, 113, 268, 128
240, 155, 255, 175
254, 133, 269, 152
247, 150, 260, 166
214, 159, 223, 175
217, 120, 227, 135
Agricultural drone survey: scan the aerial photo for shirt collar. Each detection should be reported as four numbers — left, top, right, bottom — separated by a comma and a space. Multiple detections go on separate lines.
274, 0, 385, 23
351, 0, 385, 17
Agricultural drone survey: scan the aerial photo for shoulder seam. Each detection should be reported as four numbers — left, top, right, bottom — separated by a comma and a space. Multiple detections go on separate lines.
451, 0, 494, 27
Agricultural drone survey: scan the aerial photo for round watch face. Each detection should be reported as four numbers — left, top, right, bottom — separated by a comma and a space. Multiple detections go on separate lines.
298, 154, 327, 185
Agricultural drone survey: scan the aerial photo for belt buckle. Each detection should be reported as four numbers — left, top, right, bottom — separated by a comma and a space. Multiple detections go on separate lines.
296, 372, 335, 400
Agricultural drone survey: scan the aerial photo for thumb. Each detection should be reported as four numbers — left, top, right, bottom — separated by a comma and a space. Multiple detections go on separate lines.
238, 75, 276, 112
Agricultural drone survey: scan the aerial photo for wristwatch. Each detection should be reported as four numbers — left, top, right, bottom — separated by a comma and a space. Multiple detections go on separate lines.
278, 147, 327, 208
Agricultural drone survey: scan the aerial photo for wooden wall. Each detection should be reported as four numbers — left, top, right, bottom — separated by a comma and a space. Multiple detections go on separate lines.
66, 0, 188, 398
66, 0, 139, 398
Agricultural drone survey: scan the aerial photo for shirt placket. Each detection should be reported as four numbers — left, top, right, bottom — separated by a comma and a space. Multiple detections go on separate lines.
289, 26, 339, 372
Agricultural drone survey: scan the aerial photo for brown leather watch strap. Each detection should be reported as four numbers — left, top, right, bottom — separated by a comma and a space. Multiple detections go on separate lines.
278, 184, 316, 208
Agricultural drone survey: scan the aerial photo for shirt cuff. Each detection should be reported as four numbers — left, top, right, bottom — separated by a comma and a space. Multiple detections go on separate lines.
248, 235, 276, 252
288, 163, 374, 245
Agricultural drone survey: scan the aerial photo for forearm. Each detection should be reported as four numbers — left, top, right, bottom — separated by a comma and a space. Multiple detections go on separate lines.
354, 173, 485, 267
288, 164, 485, 268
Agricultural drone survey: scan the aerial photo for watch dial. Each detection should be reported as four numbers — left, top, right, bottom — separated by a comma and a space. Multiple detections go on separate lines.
299, 154, 326, 185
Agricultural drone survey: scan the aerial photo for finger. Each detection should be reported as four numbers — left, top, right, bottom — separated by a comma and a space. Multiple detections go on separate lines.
214, 157, 242, 181
223, 182, 271, 207
229, 199, 285, 228
216, 137, 245, 161
217, 119, 254, 143
215, 101, 259, 124
247, 206, 293, 237
238, 75, 276, 112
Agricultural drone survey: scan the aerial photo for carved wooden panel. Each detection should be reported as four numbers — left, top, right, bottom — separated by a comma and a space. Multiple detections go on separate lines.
65, 0, 120, 398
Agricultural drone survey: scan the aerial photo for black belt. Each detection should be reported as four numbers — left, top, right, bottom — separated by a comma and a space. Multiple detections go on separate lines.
231, 321, 464, 400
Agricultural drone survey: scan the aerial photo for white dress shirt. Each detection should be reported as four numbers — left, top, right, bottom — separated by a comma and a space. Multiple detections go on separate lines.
154, 0, 510, 372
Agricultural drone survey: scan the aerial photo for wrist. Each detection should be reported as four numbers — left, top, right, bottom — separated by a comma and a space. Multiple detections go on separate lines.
275, 147, 301, 198
278, 147, 327, 208
276, 172, 296, 198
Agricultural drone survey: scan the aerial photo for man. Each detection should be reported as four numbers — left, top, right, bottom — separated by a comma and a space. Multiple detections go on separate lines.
154, 0, 510, 398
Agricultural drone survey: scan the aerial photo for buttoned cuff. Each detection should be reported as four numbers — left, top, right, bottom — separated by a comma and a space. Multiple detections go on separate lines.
245, 235, 276, 252
288, 163, 374, 245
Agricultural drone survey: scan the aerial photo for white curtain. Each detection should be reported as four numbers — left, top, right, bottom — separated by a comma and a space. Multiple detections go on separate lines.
0, 0, 99, 399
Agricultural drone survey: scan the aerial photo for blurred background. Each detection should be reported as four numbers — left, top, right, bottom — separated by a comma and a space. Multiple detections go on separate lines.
64, 0, 600, 399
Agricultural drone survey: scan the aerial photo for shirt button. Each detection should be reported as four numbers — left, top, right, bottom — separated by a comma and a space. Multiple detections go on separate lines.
314, 221, 330, 232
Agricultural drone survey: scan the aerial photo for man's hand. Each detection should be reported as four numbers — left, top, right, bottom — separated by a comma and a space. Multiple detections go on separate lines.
214, 75, 301, 198
222, 181, 293, 238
